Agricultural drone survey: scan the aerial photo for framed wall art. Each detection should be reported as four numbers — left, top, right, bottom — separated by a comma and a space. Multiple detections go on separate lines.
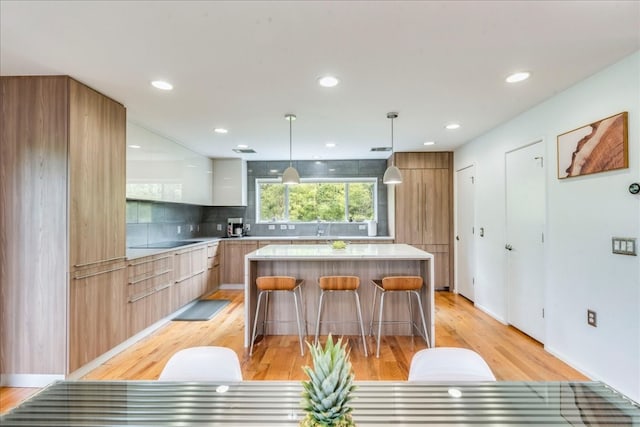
557, 112, 628, 179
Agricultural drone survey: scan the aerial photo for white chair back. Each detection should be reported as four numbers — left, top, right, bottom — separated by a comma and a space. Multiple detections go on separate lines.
158, 346, 242, 381
408, 347, 496, 382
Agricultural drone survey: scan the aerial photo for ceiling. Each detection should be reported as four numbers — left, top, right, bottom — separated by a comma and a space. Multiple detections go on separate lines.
2, 1, 639, 161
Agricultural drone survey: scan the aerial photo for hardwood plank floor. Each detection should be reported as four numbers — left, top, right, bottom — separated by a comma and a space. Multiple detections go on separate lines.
1, 290, 587, 414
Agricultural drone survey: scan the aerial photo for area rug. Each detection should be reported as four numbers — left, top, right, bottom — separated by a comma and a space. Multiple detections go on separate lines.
172, 299, 230, 321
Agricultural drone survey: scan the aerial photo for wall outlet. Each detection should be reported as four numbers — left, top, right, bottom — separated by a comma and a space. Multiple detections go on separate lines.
587, 309, 597, 327
359, 224, 366, 230
280, 224, 287, 230
288, 224, 295, 230
177, 225, 181, 234
612, 237, 637, 255
216, 224, 222, 231
268, 224, 275, 230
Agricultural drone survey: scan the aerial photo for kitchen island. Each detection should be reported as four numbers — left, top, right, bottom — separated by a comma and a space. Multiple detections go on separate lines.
244, 243, 434, 348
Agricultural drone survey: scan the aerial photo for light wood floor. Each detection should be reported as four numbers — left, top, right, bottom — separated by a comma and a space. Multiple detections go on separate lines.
1, 290, 587, 413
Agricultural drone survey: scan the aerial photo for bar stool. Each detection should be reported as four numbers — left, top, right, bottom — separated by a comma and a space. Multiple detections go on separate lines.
369, 276, 430, 358
314, 276, 368, 356
250, 276, 306, 356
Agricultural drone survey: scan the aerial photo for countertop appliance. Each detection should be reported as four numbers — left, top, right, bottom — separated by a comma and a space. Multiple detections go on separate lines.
227, 217, 244, 237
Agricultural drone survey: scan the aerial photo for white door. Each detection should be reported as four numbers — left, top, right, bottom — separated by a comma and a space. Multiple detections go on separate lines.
505, 141, 545, 342
456, 165, 475, 301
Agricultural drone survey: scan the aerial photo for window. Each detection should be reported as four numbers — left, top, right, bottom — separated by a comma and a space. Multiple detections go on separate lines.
257, 178, 377, 223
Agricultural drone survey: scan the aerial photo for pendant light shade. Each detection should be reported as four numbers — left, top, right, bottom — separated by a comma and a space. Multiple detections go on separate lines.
282, 114, 300, 185
383, 112, 403, 184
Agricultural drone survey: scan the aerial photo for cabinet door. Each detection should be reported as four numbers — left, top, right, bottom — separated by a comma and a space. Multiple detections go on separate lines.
68, 260, 127, 372
421, 169, 450, 245
395, 169, 425, 244
68, 79, 126, 267
172, 250, 192, 308
190, 245, 207, 297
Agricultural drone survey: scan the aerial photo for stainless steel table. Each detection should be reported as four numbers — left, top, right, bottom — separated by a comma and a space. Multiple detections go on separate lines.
2, 381, 639, 426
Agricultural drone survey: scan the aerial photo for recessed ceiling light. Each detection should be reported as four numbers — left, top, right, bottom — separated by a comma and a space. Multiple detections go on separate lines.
128, 144, 141, 149
318, 75, 340, 88
445, 123, 461, 130
505, 71, 531, 83
325, 142, 336, 148
151, 80, 173, 90
214, 128, 228, 134
423, 141, 436, 146
237, 144, 248, 149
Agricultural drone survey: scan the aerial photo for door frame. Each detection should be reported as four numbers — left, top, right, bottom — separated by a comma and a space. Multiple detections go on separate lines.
454, 163, 476, 298
503, 137, 547, 342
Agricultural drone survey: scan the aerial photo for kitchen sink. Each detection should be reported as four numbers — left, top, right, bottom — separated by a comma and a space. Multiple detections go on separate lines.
128, 240, 206, 249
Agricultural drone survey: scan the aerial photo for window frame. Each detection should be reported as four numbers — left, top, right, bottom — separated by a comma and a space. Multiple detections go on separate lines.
255, 177, 378, 223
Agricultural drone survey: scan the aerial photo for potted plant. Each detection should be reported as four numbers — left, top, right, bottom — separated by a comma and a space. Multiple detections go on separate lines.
300, 335, 356, 426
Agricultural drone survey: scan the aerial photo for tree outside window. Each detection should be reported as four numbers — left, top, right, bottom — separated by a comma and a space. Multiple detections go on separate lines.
257, 179, 376, 222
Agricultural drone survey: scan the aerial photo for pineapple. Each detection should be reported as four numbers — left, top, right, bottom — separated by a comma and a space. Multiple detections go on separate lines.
300, 335, 356, 427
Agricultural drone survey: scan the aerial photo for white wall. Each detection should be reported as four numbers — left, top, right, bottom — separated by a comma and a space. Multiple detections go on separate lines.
454, 52, 639, 401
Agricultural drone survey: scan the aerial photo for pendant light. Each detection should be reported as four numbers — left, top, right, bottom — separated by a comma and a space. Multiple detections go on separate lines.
282, 113, 300, 185
383, 112, 403, 184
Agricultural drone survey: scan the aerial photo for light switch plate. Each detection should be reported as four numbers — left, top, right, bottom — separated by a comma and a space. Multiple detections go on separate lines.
280, 224, 287, 230
612, 237, 637, 256
288, 224, 295, 230
268, 224, 275, 230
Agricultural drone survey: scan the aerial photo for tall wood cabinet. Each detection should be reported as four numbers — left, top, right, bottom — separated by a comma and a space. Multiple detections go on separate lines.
393, 152, 453, 289
1, 76, 126, 379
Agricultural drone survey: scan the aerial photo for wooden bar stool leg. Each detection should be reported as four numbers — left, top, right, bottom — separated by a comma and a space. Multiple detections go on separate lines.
250, 291, 266, 356
353, 290, 368, 357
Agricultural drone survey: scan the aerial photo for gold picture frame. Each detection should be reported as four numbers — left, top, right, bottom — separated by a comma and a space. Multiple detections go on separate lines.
557, 112, 628, 179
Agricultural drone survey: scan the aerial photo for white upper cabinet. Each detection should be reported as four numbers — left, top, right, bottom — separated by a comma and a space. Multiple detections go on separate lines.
212, 158, 247, 206
126, 122, 214, 205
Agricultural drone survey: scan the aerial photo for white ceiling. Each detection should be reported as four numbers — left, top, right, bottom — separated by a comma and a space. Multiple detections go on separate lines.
2, 1, 639, 161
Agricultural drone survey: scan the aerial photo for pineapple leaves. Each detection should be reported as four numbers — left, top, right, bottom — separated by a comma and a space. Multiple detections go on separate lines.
300, 335, 356, 426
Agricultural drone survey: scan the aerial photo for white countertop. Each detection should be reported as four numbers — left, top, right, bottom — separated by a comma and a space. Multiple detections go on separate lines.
246, 243, 432, 260
126, 236, 393, 260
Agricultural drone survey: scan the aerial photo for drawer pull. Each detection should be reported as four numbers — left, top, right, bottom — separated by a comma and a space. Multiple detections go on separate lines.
129, 288, 156, 303
155, 283, 172, 292
74, 256, 125, 268
128, 269, 172, 285
74, 265, 126, 280
127, 255, 172, 266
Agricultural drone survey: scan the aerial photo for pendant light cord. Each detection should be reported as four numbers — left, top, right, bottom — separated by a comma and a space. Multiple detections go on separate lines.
289, 117, 293, 167
390, 116, 395, 166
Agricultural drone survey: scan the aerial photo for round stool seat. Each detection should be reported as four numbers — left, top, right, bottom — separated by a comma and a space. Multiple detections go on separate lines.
379, 276, 422, 291
257, 276, 300, 291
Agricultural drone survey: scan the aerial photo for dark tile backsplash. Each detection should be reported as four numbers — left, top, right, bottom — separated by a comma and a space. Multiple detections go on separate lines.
126, 200, 205, 246
127, 159, 390, 246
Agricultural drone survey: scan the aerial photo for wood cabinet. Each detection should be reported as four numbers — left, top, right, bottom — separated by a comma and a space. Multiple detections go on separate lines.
69, 260, 128, 371
126, 254, 174, 336
172, 245, 208, 307
1, 76, 126, 378
221, 240, 258, 284
393, 152, 453, 289
206, 242, 221, 293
